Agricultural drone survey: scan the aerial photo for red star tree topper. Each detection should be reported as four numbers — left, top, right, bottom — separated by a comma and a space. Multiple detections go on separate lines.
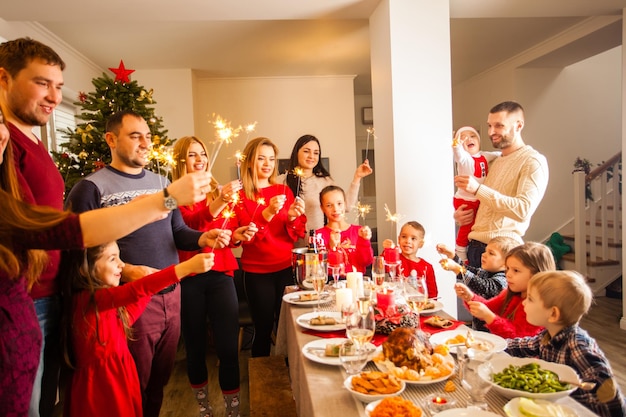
108, 60, 135, 83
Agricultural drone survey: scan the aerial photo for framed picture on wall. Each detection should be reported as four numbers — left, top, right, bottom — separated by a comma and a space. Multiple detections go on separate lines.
362, 107, 373, 125
278, 157, 330, 175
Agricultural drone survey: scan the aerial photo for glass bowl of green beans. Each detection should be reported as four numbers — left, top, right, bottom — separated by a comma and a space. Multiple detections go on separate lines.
478, 356, 578, 400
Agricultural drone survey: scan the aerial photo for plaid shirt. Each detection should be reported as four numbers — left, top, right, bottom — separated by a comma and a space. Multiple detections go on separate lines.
507, 325, 626, 417
454, 255, 507, 332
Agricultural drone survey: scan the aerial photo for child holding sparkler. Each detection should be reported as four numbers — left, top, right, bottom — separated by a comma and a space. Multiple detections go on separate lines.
232, 137, 306, 357
436, 236, 518, 331
279, 134, 372, 240
381, 221, 438, 298
63, 242, 214, 417
455, 242, 555, 339
172, 136, 258, 417
451, 126, 500, 262
316, 185, 373, 274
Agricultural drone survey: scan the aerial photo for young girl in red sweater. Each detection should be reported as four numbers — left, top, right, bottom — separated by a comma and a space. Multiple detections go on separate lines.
316, 185, 373, 274
64, 243, 214, 417
455, 242, 555, 339
232, 137, 306, 357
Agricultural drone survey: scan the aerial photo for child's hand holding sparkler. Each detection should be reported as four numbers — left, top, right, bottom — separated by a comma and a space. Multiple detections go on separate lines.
358, 225, 372, 240
287, 196, 305, 221
436, 243, 455, 259
381, 239, 395, 249
354, 159, 373, 180
199, 228, 232, 249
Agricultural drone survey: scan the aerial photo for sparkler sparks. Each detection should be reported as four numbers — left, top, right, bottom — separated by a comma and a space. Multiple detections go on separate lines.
384, 203, 403, 238
250, 197, 266, 221
293, 167, 305, 196
354, 201, 372, 225
235, 150, 245, 180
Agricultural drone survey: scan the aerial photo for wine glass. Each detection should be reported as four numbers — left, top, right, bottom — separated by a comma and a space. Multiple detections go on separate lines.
345, 301, 376, 350
338, 341, 367, 375
461, 359, 493, 410
329, 264, 343, 289
372, 256, 385, 288
407, 274, 429, 313
311, 261, 327, 312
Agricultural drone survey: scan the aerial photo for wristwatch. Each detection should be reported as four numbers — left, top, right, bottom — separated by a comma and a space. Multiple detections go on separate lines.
163, 187, 178, 210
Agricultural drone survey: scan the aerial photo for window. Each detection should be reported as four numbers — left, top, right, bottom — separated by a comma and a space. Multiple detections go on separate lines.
41, 98, 77, 153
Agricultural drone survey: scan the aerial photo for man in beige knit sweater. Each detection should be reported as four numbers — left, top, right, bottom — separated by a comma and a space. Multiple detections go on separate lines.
453, 101, 549, 267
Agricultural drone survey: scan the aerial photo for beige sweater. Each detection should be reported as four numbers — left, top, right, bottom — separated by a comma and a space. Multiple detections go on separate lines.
469, 145, 549, 244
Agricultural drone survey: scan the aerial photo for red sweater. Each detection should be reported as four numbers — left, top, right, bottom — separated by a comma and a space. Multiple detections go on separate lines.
315, 225, 373, 273
232, 185, 306, 273
10, 123, 65, 299
177, 200, 239, 275
469, 290, 543, 339
397, 253, 438, 298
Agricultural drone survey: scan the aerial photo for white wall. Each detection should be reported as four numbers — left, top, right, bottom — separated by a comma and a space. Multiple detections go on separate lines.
453, 46, 622, 243
0, 20, 101, 97
133, 69, 195, 141
192, 76, 358, 190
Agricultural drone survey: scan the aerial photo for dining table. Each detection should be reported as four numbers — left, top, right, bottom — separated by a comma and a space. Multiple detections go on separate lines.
273, 288, 600, 417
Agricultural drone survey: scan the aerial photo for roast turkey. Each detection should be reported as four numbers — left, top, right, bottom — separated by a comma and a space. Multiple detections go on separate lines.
381, 327, 434, 371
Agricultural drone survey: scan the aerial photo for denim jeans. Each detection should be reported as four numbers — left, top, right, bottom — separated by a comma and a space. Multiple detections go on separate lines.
29, 296, 61, 417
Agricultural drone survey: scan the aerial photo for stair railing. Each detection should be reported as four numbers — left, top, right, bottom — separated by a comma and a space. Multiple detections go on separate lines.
573, 152, 621, 275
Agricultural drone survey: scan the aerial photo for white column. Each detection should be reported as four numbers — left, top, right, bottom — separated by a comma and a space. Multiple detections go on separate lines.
369, 0, 457, 316
621, 8, 626, 331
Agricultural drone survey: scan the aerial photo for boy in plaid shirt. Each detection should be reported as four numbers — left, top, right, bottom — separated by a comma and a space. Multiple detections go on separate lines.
507, 270, 625, 417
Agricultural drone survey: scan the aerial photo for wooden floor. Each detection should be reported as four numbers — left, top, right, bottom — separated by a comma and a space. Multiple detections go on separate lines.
159, 296, 625, 416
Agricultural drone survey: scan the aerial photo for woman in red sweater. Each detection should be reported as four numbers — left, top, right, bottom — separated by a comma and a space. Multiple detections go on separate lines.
455, 242, 555, 339
232, 137, 306, 357
171, 136, 257, 417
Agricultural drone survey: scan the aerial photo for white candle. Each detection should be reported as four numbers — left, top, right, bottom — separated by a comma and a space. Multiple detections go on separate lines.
335, 288, 353, 312
346, 271, 363, 299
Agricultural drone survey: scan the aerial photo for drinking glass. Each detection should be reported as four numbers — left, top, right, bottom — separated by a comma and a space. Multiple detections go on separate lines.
329, 264, 343, 289
345, 301, 376, 350
339, 341, 367, 375
461, 359, 493, 410
311, 262, 327, 312
372, 256, 385, 288
407, 275, 429, 312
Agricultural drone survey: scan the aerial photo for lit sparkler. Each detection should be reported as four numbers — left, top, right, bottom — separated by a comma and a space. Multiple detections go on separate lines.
250, 197, 266, 222
235, 150, 245, 180
365, 127, 377, 161
207, 114, 241, 176
384, 203, 403, 239
354, 201, 371, 225
212, 209, 235, 251
293, 167, 305, 196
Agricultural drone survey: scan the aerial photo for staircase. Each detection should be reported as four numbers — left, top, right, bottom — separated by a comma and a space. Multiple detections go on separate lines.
557, 152, 622, 295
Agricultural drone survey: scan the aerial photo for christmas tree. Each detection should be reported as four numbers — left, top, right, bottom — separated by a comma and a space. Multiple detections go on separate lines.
53, 61, 174, 196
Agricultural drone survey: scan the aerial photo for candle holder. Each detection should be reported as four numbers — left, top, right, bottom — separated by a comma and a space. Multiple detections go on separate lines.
424, 393, 456, 414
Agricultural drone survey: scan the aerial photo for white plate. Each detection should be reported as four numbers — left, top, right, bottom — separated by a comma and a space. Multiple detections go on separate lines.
373, 353, 455, 385
283, 290, 332, 306
296, 311, 345, 332
429, 329, 507, 354
503, 397, 577, 417
434, 409, 501, 417
365, 398, 423, 416
420, 299, 444, 314
301, 338, 377, 366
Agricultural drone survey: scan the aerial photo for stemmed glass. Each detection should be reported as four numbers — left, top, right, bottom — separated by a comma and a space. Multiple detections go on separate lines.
372, 256, 385, 288
311, 261, 327, 312
407, 274, 429, 313
345, 300, 376, 351
328, 264, 343, 290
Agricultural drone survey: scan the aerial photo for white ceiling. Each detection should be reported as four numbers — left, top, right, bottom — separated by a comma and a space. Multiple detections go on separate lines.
2, 0, 625, 94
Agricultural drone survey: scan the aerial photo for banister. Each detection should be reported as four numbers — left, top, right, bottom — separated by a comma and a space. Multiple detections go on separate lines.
586, 151, 621, 182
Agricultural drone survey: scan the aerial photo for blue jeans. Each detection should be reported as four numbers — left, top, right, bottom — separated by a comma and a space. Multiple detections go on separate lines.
467, 240, 487, 269
29, 296, 61, 417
